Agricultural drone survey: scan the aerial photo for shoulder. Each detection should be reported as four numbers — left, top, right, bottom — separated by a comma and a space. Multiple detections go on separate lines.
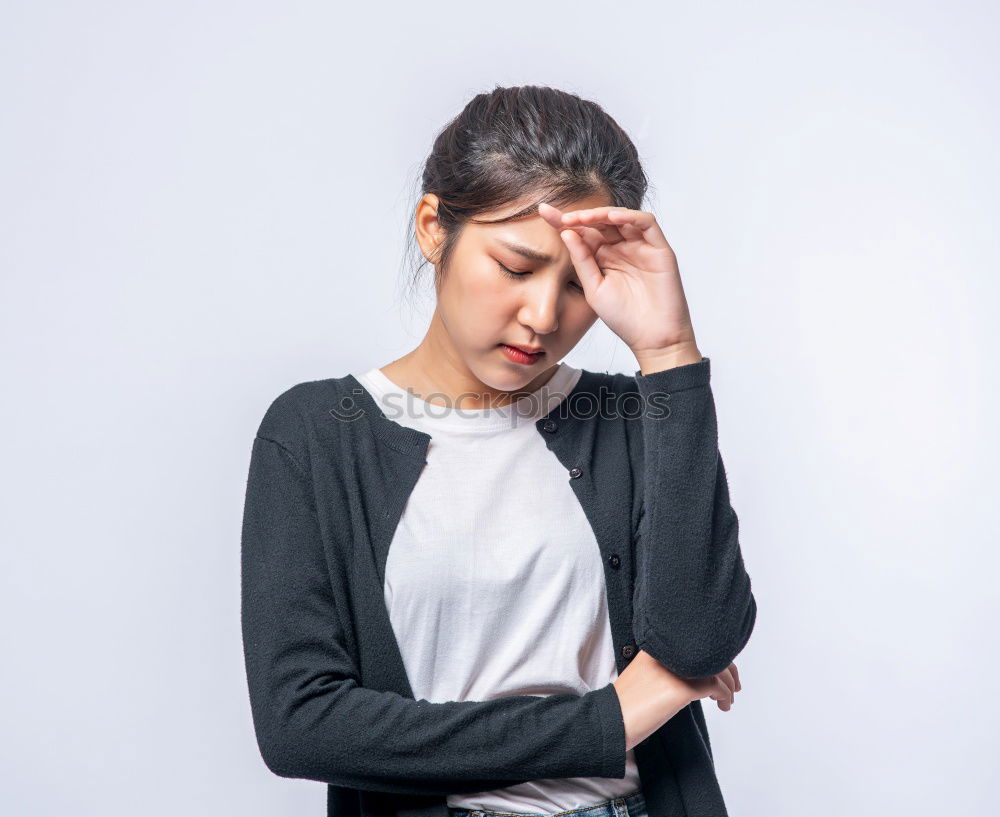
254, 373, 360, 448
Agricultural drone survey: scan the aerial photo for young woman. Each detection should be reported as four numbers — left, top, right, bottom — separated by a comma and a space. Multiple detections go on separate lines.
241, 85, 757, 817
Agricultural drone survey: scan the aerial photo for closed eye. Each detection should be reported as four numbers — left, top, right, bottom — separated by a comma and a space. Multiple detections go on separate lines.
497, 261, 584, 293
497, 260, 531, 279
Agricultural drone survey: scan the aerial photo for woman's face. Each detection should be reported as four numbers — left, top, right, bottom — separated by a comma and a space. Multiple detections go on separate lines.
416, 191, 610, 396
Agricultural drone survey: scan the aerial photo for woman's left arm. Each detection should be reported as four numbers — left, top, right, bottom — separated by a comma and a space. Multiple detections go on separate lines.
541, 201, 758, 681
630, 352, 757, 680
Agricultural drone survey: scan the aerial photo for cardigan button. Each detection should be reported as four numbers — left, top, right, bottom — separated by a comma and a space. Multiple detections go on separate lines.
622, 644, 636, 659
608, 553, 621, 569
569, 466, 583, 479
542, 419, 558, 433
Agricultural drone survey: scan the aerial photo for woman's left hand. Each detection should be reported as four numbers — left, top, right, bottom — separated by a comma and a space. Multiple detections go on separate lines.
538, 201, 700, 366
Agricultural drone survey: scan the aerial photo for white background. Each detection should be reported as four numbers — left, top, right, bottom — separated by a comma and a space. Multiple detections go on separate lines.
2, 1, 997, 815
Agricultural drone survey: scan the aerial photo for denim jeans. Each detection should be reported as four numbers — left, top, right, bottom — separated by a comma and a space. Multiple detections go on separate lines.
448, 790, 648, 817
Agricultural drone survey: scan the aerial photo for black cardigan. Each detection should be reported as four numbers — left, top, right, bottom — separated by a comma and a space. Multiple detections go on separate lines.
240, 355, 757, 817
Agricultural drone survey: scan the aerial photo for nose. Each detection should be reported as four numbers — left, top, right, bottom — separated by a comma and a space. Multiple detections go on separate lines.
516, 277, 561, 336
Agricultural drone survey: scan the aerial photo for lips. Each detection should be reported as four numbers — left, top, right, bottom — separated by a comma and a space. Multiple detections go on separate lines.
503, 343, 544, 355
500, 343, 546, 365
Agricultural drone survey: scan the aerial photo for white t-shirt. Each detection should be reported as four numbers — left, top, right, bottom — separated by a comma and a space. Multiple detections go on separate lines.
353, 361, 642, 813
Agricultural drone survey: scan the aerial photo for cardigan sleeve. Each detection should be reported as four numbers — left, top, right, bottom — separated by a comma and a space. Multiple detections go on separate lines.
630, 356, 757, 680
241, 434, 627, 796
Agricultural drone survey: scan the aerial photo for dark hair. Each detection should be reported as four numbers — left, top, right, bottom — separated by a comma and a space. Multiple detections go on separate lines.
402, 84, 649, 299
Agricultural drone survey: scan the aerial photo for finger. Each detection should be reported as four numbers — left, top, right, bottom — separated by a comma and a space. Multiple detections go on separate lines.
709, 669, 736, 712
573, 221, 626, 246
564, 221, 623, 255
605, 209, 669, 249
710, 677, 733, 712
559, 229, 605, 295
537, 201, 565, 231
563, 207, 669, 250
719, 677, 734, 710
616, 222, 646, 242
542, 202, 622, 253
729, 663, 741, 693
716, 667, 737, 698
563, 213, 642, 248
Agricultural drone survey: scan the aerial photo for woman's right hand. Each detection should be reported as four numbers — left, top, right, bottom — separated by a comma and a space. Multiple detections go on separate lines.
612, 650, 741, 751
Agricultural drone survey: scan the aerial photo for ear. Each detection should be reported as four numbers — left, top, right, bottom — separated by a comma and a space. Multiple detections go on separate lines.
414, 193, 447, 265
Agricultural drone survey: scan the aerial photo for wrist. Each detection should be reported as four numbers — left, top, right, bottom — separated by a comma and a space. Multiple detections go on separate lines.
632, 341, 703, 375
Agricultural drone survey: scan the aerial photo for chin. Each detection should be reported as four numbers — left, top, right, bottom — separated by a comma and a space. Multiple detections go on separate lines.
473, 364, 528, 392
496, 365, 555, 390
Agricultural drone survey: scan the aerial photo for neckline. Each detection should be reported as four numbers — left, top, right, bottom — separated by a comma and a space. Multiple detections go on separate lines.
355, 363, 583, 434
343, 367, 602, 457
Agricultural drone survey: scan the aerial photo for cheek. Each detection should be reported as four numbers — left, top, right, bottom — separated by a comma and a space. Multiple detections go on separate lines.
452, 264, 514, 308
473, 264, 510, 298
565, 299, 599, 332
439, 267, 515, 331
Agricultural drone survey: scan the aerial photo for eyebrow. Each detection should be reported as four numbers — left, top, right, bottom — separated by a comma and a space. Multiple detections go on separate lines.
495, 239, 554, 264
